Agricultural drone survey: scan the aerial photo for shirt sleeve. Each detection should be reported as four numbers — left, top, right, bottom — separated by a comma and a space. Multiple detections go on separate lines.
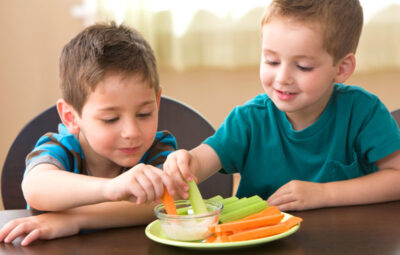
204, 106, 250, 174
356, 98, 400, 163
25, 133, 74, 174
143, 131, 177, 167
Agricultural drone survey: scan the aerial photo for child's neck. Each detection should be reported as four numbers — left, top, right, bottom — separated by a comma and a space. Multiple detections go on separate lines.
85, 159, 122, 178
286, 112, 319, 131
286, 84, 333, 131
78, 133, 123, 178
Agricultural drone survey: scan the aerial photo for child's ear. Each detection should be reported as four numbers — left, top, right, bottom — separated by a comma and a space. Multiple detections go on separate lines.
56, 99, 80, 135
334, 53, 356, 83
157, 87, 162, 111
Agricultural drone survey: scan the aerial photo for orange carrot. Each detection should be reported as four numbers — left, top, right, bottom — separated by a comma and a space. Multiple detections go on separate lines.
205, 235, 217, 243
240, 206, 281, 221
215, 213, 284, 233
228, 223, 288, 242
284, 216, 303, 229
215, 234, 230, 243
161, 187, 177, 215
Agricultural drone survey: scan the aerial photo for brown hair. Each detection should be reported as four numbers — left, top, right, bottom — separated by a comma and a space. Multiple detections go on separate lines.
59, 22, 159, 114
261, 0, 363, 64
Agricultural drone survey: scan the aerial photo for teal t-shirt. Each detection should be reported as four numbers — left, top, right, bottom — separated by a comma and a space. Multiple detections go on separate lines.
204, 83, 400, 199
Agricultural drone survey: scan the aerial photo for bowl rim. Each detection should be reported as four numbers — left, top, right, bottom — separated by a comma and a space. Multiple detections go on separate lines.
154, 199, 223, 220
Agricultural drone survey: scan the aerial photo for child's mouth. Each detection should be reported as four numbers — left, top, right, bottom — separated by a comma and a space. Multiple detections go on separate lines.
120, 147, 140, 154
276, 89, 298, 100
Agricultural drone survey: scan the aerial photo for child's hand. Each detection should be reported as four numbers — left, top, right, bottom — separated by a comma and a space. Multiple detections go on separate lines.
267, 180, 327, 211
163, 149, 198, 199
0, 212, 80, 246
104, 163, 175, 204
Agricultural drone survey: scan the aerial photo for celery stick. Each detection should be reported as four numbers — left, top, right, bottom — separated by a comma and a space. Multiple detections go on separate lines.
222, 195, 262, 214
188, 180, 208, 214
220, 196, 239, 206
208, 195, 223, 202
222, 198, 247, 214
177, 207, 189, 215
219, 200, 268, 223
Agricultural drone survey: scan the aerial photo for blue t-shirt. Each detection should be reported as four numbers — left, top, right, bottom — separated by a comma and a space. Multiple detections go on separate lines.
205, 83, 400, 199
25, 124, 177, 175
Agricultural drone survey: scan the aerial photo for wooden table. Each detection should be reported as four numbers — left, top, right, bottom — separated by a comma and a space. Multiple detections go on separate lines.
1, 201, 400, 255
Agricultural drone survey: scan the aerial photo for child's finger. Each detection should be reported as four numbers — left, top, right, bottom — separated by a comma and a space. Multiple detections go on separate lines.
4, 221, 31, 243
176, 151, 194, 182
143, 167, 164, 201
160, 171, 176, 197
21, 229, 40, 246
0, 220, 19, 242
166, 155, 190, 195
135, 172, 155, 203
275, 200, 299, 212
129, 178, 147, 205
267, 192, 295, 208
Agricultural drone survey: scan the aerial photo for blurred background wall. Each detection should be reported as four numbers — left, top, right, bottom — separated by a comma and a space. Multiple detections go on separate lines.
1, 0, 399, 210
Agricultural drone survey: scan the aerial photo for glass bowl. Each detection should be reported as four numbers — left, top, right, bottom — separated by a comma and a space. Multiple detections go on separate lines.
154, 200, 223, 241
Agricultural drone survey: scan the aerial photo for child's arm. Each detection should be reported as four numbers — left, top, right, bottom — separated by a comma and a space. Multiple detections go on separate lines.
267, 150, 400, 211
163, 144, 222, 198
22, 163, 175, 211
0, 201, 155, 246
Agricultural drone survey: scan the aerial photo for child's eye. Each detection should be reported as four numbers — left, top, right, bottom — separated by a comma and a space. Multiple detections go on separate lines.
297, 65, 314, 72
137, 112, 152, 118
266, 60, 280, 66
102, 117, 119, 123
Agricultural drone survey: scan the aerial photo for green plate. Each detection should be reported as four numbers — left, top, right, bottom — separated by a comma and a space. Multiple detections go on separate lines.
145, 213, 300, 250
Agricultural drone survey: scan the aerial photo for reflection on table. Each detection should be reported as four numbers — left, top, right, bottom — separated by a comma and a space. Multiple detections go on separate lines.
1, 201, 400, 255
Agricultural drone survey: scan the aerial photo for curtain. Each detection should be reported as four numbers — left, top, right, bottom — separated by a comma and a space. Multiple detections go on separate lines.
73, 0, 400, 72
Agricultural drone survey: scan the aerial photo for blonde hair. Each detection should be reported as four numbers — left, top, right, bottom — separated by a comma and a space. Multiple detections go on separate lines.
261, 0, 363, 64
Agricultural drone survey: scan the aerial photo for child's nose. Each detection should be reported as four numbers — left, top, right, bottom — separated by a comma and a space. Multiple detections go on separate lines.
120, 120, 141, 139
276, 65, 293, 85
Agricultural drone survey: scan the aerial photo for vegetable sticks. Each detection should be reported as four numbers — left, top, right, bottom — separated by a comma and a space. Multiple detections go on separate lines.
188, 180, 208, 214
228, 222, 288, 242
214, 213, 284, 233
219, 200, 268, 223
240, 206, 281, 221
161, 187, 177, 215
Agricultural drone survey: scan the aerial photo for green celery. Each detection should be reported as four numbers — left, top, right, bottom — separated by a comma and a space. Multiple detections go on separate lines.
188, 180, 208, 214
220, 196, 239, 206
222, 197, 247, 214
176, 207, 189, 215
222, 195, 262, 214
219, 200, 268, 223
208, 195, 224, 202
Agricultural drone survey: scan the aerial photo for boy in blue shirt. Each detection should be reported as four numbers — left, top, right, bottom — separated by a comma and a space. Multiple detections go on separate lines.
165, 0, 400, 211
0, 23, 177, 245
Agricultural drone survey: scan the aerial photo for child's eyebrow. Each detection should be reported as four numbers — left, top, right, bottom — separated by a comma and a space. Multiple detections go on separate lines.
262, 49, 277, 55
262, 49, 316, 60
293, 55, 317, 60
97, 100, 156, 112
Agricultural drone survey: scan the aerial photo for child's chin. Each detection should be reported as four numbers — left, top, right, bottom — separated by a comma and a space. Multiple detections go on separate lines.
117, 159, 140, 168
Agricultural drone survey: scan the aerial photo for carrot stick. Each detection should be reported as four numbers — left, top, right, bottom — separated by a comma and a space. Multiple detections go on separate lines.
205, 235, 217, 243
208, 232, 232, 243
239, 206, 281, 221
228, 223, 288, 242
284, 216, 303, 229
161, 187, 177, 215
215, 213, 284, 233
215, 234, 230, 243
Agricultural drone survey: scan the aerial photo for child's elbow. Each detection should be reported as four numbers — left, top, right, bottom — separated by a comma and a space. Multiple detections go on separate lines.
22, 178, 50, 211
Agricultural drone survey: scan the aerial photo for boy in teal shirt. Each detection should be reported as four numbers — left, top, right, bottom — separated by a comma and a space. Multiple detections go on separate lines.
165, 0, 400, 211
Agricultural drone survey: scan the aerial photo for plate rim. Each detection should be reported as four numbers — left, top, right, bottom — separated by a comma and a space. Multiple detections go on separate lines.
145, 212, 300, 249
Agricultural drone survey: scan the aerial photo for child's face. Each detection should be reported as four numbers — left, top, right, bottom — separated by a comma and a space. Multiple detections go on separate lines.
76, 73, 159, 169
260, 16, 339, 123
